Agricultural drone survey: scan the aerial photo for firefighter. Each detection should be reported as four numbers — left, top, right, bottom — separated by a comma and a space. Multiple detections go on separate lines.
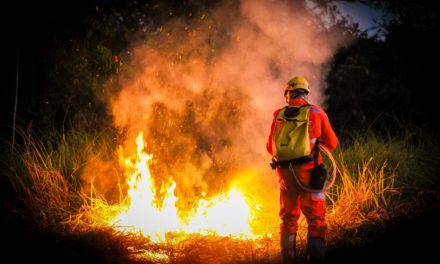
266, 76, 339, 263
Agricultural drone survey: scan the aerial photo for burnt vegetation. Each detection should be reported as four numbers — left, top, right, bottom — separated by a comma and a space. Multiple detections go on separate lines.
2, 0, 439, 263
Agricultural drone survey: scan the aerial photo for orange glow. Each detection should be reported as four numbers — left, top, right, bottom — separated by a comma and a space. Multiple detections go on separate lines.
109, 132, 256, 242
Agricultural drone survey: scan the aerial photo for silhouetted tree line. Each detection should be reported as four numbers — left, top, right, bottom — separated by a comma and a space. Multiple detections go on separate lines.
4, 0, 220, 140
3, 0, 439, 140
325, 0, 440, 136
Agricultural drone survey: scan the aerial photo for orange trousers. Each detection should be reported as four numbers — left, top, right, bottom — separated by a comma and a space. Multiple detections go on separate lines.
277, 165, 327, 240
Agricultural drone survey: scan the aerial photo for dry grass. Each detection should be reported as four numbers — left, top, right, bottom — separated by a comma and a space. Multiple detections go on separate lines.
86, 232, 280, 264
2, 126, 116, 229
326, 155, 399, 247
5, 127, 73, 228
2, 127, 438, 263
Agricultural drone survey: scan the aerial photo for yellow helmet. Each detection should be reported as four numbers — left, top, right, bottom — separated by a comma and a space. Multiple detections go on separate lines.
284, 75, 310, 95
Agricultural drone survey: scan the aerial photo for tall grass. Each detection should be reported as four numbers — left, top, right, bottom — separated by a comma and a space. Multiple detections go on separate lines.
1, 126, 438, 262
325, 130, 440, 247
1, 126, 117, 229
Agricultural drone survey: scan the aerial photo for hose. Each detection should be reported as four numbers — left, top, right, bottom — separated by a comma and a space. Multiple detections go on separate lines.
288, 146, 337, 193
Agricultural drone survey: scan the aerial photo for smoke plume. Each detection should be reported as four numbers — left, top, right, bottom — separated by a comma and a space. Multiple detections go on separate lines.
90, 0, 347, 215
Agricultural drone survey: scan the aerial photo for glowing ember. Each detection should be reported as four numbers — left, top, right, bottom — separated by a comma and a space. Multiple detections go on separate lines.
109, 132, 255, 242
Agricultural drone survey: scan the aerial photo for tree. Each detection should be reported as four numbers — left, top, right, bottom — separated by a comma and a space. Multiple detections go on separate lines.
325, 0, 439, 135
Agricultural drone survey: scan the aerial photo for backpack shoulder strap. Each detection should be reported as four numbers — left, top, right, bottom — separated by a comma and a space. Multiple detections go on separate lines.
300, 103, 311, 109
276, 106, 288, 119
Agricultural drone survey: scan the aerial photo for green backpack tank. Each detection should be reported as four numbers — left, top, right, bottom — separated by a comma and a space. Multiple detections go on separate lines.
271, 104, 311, 162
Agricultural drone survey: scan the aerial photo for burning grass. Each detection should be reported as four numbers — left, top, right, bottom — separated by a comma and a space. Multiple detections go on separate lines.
1, 127, 439, 263
112, 233, 279, 264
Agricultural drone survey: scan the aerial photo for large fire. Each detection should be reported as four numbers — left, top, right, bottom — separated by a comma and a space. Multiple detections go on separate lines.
109, 132, 257, 242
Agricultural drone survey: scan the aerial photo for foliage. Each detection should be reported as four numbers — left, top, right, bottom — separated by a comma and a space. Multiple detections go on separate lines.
10, 0, 223, 136
2, 124, 439, 262
325, 0, 439, 135
1, 125, 118, 228
3, 0, 439, 262
325, 130, 440, 248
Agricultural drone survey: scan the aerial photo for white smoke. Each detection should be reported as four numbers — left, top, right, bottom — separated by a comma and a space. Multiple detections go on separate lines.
100, 0, 347, 207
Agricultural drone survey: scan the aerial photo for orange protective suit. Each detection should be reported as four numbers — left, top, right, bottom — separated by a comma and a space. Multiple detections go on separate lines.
267, 98, 339, 240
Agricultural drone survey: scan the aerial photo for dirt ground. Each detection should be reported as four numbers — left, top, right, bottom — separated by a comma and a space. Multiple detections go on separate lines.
2, 208, 439, 264
1, 173, 438, 264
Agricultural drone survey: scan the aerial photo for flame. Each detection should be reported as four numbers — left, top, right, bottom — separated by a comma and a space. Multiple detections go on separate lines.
109, 132, 256, 242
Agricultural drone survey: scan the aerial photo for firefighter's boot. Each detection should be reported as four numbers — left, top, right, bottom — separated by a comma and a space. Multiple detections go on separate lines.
307, 237, 326, 263
281, 233, 296, 264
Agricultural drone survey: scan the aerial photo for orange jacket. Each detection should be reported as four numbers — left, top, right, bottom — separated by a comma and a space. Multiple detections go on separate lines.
266, 98, 339, 166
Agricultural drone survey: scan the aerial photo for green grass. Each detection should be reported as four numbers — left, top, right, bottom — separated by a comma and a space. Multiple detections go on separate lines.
1, 126, 118, 229
325, 130, 440, 248
1, 126, 439, 263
